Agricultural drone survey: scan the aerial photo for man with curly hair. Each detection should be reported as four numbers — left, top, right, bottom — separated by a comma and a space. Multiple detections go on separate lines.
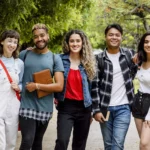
19, 23, 64, 150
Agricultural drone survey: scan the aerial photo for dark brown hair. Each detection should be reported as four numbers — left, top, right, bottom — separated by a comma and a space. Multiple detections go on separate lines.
0, 30, 20, 58
138, 32, 150, 63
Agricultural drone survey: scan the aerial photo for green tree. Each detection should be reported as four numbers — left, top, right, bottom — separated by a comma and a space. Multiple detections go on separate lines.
0, 0, 94, 52
93, 0, 150, 49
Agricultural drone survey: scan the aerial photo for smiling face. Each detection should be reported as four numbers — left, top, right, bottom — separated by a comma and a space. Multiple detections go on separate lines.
144, 35, 150, 54
105, 28, 122, 51
1, 37, 18, 57
33, 28, 49, 50
68, 33, 83, 54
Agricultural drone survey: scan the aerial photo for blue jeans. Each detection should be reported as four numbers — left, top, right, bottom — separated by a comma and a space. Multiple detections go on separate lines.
100, 104, 131, 150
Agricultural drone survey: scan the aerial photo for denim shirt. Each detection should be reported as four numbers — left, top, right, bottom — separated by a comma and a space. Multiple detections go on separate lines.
55, 53, 92, 108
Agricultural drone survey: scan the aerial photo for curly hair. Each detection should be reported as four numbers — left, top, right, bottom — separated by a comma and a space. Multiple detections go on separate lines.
138, 32, 150, 63
62, 29, 96, 80
0, 30, 20, 58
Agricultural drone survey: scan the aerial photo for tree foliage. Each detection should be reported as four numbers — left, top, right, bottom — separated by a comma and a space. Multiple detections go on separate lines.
0, 0, 94, 52
93, 0, 150, 49
0, 0, 150, 52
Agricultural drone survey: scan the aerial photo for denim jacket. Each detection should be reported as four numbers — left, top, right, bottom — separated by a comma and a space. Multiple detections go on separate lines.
55, 53, 92, 108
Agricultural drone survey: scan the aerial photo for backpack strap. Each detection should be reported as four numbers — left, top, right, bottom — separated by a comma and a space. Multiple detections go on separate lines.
52, 53, 55, 76
23, 50, 30, 62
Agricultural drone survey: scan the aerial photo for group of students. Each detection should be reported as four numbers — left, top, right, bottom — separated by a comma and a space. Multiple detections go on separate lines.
0, 23, 150, 150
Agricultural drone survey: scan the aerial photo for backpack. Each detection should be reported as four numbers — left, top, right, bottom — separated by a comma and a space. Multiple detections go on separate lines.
95, 48, 133, 78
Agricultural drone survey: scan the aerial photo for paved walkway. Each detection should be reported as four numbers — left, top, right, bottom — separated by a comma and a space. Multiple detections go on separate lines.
15, 109, 139, 150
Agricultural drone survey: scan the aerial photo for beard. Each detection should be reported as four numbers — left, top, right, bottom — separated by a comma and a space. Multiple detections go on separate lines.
34, 40, 48, 50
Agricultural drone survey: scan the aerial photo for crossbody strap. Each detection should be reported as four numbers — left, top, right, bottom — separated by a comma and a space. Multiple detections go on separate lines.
0, 59, 13, 82
0, 59, 20, 101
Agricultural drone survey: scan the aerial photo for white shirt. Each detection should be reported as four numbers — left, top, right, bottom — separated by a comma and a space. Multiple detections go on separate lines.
106, 51, 129, 106
0, 56, 24, 118
136, 67, 150, 120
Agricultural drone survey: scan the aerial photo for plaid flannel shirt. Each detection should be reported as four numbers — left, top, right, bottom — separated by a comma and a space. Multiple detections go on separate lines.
91, 48, 138, 115
19, 108, 52, 122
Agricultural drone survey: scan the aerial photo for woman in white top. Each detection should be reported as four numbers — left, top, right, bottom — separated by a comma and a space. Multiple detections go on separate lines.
132, 32, 150, 150
0, 30, 24, 150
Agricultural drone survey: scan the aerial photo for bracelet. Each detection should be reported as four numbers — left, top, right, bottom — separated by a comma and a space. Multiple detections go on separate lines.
36, 83, 40, 90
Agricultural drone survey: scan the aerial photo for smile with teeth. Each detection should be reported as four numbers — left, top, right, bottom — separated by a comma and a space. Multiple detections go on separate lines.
72, 47, 79, 50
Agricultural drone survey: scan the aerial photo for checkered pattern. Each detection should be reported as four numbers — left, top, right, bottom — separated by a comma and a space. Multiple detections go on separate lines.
91, 48, 138, 115
19, 108, 52, 121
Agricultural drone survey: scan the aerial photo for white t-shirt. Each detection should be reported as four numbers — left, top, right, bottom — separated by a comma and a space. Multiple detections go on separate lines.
136, 67, 150, 120
106, 51, 129, 106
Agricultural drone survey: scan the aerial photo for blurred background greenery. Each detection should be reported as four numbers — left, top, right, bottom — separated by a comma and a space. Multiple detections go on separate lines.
0, 0, 150, 52
133, 78, 139, 94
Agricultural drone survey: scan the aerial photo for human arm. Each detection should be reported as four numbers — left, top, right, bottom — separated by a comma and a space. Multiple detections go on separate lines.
129, 49, 138, 79
11, 59, 24, 92
26, 71, 64, 92
26, 54, 64, 92
91, 56, 103, 121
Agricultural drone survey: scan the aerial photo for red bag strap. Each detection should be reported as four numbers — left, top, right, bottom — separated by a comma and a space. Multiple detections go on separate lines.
0, 59, 20, 101
0, 59, 13, 83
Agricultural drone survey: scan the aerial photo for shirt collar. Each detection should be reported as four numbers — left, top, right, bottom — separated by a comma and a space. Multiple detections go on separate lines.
103, 47, 125, 58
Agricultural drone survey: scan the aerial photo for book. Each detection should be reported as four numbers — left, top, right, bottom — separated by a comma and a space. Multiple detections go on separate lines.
33, 69, 53, 98
103, 111, 110, 121
101, 109, 110, 121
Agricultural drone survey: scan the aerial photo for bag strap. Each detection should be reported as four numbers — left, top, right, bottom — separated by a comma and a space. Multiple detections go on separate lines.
52, 53, 55, 76
0, 59, 13, 83
23, 50, 30, 62
0, 59, 20, 100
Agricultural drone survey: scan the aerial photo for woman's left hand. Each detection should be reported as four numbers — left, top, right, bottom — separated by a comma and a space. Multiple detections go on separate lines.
11, 82, 20, 92
132, 53, 139, 64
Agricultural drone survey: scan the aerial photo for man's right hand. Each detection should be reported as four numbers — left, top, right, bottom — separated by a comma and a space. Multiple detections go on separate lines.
94, 112, 105, 123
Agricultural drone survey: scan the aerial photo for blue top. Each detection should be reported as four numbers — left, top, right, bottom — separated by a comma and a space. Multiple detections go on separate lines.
19, 50, 64, 113
55, 53, 92, 108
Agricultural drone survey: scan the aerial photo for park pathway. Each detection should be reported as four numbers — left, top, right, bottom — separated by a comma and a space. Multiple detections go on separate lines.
15, 109, 139, 150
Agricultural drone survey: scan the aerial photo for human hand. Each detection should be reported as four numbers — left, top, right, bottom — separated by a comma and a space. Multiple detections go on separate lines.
132, 53, 139, 64
26, 47, 34, 50
11, 82, 20, 92
94, 112, 105, 123
26, 82, 36, 92
54, 99, 59, 104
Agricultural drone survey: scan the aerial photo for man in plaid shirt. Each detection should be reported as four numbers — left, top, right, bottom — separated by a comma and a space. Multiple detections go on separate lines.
91, 24, 138, 150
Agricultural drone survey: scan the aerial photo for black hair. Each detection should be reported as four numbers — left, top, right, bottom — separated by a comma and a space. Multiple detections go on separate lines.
0, 30, 20, 58
105, 23, 123, 35
138, 32, 150, 63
